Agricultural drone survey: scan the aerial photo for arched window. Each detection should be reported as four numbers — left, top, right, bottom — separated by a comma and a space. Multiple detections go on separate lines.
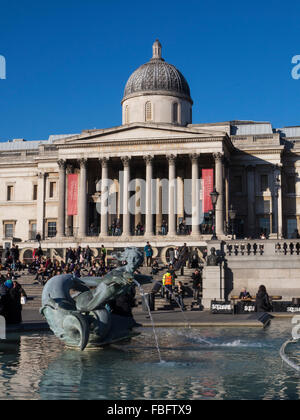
124, 105, 129, 124
145, 101, 152, 122
172, 102, 178, 123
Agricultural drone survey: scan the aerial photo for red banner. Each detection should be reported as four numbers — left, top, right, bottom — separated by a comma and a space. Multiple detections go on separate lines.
202, 169, 214, 213
67, 174, 78, 216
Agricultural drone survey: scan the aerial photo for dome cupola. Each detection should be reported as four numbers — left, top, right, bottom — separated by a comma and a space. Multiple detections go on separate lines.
122, 40, 193, 126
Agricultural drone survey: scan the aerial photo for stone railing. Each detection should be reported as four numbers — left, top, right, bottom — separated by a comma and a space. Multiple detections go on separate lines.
225, 241, 266, 256
224, 239, 300, 257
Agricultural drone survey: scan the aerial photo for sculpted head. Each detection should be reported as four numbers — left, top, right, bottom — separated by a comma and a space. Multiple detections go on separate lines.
113, 247, 144, 273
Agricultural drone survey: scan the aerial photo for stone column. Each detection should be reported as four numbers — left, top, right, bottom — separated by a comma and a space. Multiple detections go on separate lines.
78, 158, 87, 238
167, 154, 176, 236
190, 153, 200, 236
177, 168, 185, 223
121, 156, 131, 236
56, 159, 66, 237
213, 153, 224, 236
144, 155, 154, 236
37, 171, 46, 239
134, 172, 142, 229
66, 164, 73, 236
225, 159, 230, 231
274, 164, 283, 239
99, 157, 109, 237
155, 177, 162, 235
246, 165, 256, 237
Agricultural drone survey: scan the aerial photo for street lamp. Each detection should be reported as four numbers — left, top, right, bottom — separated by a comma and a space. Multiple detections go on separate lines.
228, 204, 237, 240
210, 188, 219, 240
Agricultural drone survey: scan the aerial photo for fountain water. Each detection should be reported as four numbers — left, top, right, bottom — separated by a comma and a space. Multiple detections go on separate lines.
155, 281, 191, 328
133, 280, 163, 363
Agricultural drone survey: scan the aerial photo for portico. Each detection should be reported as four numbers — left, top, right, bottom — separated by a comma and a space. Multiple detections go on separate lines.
54, 128, 230, 241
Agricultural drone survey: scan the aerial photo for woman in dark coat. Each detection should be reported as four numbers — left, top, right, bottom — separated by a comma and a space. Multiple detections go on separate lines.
5, 279, 23, 324
0, 282, 9, 319
255, 285, 272, 312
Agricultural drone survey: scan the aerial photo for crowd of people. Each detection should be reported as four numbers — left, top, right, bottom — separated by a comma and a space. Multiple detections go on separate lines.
0, 241, 276, 325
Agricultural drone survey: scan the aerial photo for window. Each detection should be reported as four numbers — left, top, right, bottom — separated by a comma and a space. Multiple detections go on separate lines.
33, 184, 38, 200
287, 175, 296, 194
7, 185, 13, 201
145, 101, 152, 122
172, 103, 178, 123
49, 181, 56, 198
260, 174, 268, 192
47, 222, 57, 238
4, 223, 14, 238
29, 221, 37, 240
287, 218, 298, 239
232, 175, 243, 193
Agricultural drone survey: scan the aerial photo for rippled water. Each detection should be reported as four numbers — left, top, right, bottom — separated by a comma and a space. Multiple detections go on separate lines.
0, 320, 300, 400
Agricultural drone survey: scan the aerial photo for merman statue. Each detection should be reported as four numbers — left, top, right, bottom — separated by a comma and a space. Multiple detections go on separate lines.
40, 247, 144, 350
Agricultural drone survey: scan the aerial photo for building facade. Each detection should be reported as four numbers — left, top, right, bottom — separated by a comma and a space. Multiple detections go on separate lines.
1, 40, 300, 251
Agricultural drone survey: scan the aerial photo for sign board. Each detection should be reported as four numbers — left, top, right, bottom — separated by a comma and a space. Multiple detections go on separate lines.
67, 174, 78, 216
210, 300, 233, 314
236, 301, 256, 314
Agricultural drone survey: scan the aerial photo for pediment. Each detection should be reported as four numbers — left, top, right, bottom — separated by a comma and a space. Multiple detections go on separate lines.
55, 123, 227, 146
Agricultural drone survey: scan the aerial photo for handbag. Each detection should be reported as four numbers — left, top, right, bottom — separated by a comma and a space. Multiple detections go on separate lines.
21, 296, 27, 305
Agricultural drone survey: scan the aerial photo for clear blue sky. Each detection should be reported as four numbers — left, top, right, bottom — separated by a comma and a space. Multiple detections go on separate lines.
0, 0, 300, 141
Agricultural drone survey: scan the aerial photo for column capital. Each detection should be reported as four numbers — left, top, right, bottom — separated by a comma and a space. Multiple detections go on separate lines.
273, 163, 283, 172
213, 152, 224, 162
38, 171, 46, 179
144, 155, 154, 165
99, 157, 109, 168
66, 164, 73, 174
166, 154, 177, 164
121, 156, 131, 167
57, 159, 66, 170
246, 164, 256, 172
79, 158, 88, 168
189, 153, 200, 163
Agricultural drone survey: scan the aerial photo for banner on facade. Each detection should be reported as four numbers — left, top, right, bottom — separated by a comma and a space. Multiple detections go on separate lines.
67, 174, 78, 215
202, 169, 214, 213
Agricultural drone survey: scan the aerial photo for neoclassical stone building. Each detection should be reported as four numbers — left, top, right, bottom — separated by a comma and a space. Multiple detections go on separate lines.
1, 40, 300, 252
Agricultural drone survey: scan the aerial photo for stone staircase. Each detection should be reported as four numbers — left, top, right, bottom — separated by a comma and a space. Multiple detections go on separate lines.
136, 265, 203, 312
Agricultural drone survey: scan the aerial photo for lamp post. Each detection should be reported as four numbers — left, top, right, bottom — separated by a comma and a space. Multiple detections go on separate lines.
228, 204, 236, 240
210, 188, 219, 240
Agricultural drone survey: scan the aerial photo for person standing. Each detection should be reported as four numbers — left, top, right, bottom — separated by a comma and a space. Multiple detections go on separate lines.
192, 268, 202, 301
255, 285, 272, 312
100, 245, 107, 265
177, 281, 186, 310
162, 269, 174, 301
144, 242, 153, 267
85, 245, 93, 267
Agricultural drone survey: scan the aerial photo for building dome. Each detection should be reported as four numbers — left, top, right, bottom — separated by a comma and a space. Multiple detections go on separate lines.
122, 40, 193, 104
